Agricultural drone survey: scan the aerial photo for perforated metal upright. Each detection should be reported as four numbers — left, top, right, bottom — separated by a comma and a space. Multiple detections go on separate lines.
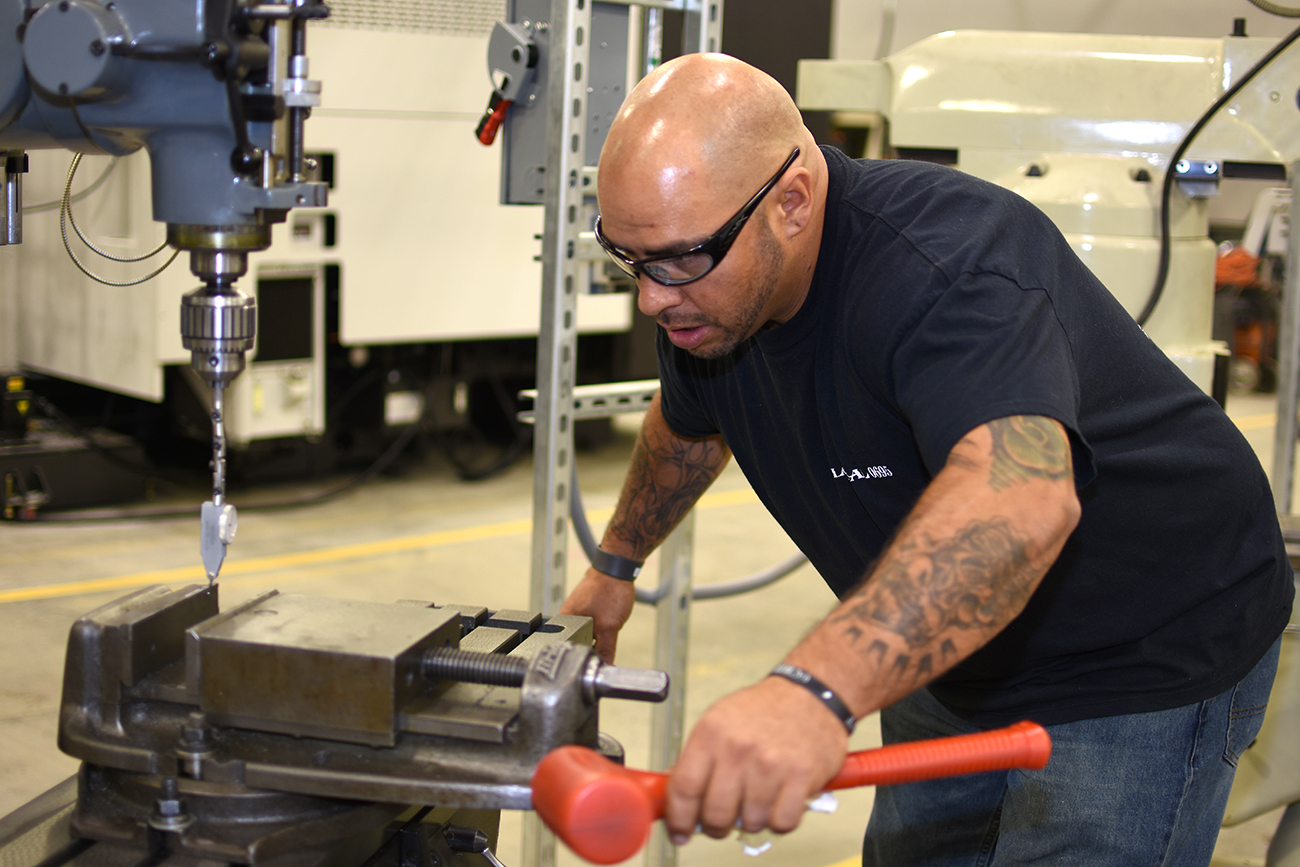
527, 0, 723, 614
526, 3, 722, 865
1273, 163, 1300, 516
527, 0, 592, 626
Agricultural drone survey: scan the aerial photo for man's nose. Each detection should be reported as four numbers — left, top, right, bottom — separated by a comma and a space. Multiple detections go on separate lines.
636, 275, 682, 318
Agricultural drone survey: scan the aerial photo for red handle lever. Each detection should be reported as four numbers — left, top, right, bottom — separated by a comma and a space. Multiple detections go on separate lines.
475, 92, 512, 146
531, 720, 1051, 865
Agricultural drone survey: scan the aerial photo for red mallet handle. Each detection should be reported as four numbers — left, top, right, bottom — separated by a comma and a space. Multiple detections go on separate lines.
531, 720, 1051, 865
828, 719, 1052, 789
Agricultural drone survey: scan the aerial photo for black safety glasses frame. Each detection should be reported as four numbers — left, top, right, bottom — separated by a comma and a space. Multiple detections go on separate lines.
593, 146, 801, 287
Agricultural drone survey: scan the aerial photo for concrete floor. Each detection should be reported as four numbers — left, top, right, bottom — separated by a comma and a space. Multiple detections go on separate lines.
0, 393, 1294, 866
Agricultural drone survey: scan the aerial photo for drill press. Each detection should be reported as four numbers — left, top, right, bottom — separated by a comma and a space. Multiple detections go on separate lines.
1, 0, 329, 578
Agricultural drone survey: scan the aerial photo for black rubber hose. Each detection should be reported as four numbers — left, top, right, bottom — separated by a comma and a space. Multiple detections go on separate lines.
569, 463, 806, 604
1137, 20, 1300, 326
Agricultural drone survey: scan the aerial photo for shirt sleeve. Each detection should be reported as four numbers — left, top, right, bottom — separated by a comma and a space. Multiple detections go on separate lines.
889, 269, 1097, 486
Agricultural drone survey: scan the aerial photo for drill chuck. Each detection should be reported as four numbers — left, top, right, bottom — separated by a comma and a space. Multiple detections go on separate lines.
181, 285, 257, 386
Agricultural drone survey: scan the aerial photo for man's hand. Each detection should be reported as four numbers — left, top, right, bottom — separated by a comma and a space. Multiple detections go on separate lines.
559, 394, 729, 664
559, 568, 637, 663
663, 676, 849, 844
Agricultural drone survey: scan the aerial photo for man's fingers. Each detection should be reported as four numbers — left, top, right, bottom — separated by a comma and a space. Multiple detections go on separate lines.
594, 625, 619, 664
559, 569, 636, 664
768, 774, 818, 833
696, 761, 747, 838
664, 746, 715, 844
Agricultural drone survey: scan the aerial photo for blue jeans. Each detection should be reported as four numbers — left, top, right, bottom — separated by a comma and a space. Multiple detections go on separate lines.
863, 636, 1282, 867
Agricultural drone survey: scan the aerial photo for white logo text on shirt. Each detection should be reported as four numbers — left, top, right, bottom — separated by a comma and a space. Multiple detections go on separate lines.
831, 465, 893, 482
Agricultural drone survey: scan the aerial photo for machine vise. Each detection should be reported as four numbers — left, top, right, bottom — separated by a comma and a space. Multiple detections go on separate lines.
0, 585, 666, 867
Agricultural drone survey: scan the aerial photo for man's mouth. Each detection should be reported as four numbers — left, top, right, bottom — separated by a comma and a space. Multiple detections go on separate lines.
663, 323, 709, 350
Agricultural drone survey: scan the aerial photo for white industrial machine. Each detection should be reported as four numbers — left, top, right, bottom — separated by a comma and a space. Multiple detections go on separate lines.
2, 0, 633, 460
799, 28, 1300, 394
799, 27, 1300, 865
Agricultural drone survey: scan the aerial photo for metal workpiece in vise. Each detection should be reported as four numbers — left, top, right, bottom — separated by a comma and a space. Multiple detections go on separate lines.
0, 0, 330, 579
476, 21, 539, 146
6, 586, 667, 867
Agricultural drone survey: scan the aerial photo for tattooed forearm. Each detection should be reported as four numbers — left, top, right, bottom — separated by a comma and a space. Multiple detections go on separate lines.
986, 416, 1071, 490
830, 516, 1037, 688
787, 418, 1077, 711
606, 425, 729, 555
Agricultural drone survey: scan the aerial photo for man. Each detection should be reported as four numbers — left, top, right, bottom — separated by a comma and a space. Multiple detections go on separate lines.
559, 52, 1294, 864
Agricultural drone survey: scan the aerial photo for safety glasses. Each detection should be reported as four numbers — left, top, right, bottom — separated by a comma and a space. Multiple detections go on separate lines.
594, 147, 800, 286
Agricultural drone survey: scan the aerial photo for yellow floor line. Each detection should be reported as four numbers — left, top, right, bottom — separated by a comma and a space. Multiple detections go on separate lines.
0, 488, 760, 605
1231, 412, 1276, 432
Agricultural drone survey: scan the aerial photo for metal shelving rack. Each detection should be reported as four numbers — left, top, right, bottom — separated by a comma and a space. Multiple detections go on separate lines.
522, 3, 721, 866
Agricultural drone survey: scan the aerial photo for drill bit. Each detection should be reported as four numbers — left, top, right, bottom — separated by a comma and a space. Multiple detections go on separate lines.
199, 383, 237, 584
212, 382, 226, 507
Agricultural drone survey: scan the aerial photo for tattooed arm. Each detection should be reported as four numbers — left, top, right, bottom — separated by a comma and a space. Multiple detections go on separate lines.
662, 416, 1080, 843
788, 415, 1078, 704
560, 391, 731, 662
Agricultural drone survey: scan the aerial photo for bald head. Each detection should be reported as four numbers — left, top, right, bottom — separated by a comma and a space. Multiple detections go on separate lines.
596, 54, 827, 351
599, 54, 813, 210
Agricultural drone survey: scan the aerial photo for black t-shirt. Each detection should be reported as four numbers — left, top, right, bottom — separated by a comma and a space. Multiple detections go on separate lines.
657, 145, 1294, 727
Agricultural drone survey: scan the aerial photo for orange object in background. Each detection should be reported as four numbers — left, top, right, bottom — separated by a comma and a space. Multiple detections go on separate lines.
1216, 246, 1262, 290
1237, 320, 1267, 366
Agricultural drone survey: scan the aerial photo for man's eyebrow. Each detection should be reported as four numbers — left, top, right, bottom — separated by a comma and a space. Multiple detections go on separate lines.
634, 236, 709, 258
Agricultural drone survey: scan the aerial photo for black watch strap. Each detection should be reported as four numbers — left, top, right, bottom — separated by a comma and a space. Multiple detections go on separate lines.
590, 547, 644, 582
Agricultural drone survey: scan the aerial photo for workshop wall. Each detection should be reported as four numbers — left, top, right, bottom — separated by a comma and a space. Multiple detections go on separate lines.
724, 0, 834, 141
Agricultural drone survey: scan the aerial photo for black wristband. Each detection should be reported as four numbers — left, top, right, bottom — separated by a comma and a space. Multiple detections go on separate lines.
769, 664, 857, 734
590, 547, 644, 582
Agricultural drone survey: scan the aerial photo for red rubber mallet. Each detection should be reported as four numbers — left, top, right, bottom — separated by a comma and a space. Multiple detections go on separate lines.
532, 719, 1052, 865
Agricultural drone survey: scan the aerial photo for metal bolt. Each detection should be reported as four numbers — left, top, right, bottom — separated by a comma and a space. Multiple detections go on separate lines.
424, 647, 528, 687
180, 712, 213, 748
150, 778, 194, 831
89, 39, 104, 56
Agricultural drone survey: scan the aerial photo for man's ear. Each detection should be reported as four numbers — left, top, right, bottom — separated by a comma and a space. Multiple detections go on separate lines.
776, 169, 814, 238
